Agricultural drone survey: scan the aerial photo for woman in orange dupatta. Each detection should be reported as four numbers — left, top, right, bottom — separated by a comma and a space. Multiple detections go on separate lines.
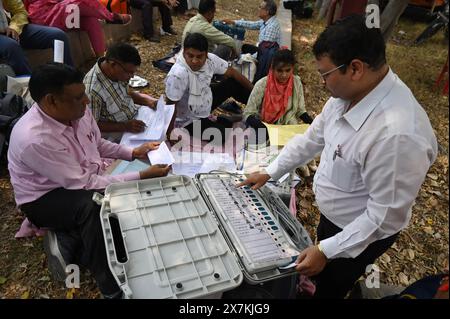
244, 49, 313, 143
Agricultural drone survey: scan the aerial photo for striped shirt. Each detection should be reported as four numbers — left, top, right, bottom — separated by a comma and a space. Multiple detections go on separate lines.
84, 58, 139, 123
234, 16, 281, 45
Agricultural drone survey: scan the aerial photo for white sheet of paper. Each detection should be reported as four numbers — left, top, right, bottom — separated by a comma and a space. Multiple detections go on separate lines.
171, 163, 203, 177
120, 139, 144, 149
147, 142, 174, 165
171, 152, 203, 177
110, 159, 150, 176
120, 96, 175, 148
171, 152, 236, 177
54, 40, 64, 63
127, 105, 159, 141
127, 97, 174, 141
200, 153, 236, 174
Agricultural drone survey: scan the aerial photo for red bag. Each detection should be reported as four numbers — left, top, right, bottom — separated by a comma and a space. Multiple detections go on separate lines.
100, 0, 130, 14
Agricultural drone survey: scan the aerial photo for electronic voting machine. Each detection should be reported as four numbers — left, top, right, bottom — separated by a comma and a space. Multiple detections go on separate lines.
98, 173, 312, 299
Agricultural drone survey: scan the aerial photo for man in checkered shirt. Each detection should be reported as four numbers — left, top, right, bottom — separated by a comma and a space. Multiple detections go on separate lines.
84, 43, 158, 142
222, 0, 281, 54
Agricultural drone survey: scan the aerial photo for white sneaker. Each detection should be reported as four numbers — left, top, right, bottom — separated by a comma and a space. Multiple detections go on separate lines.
160, 27, 169, 35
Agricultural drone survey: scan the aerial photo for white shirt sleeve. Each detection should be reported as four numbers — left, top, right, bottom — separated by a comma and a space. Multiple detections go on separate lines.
208, 53, 229, 75
165, 70, 189, 102
320, 133, 437, 259
265, 101, 328, 180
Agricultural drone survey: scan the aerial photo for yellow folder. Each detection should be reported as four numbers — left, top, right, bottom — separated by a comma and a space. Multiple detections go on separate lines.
263, 123, 310, 146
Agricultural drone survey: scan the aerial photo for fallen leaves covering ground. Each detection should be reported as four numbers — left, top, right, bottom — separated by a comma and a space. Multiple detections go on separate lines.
0, 1, 448, 298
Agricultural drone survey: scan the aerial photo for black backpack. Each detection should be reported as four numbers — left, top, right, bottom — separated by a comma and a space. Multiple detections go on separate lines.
0, 92, 28, 157
152, 44, 182, 73
254, 41, 280, 84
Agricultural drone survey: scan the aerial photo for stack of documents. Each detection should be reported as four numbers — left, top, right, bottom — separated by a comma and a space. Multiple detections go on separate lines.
120, 95, 175, 148
171, 152, 236, 177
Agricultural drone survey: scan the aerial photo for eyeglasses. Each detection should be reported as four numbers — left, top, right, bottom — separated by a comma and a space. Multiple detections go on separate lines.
109, 59, 136, 76
319, 64, 345, 79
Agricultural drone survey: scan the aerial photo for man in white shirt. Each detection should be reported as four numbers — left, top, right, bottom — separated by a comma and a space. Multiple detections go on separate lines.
165, 32, 253, 144
238, 15, 438, 298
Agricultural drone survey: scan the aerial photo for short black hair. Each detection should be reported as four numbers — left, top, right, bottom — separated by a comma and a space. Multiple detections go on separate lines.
312, 15, 386, 72
263, 0, 277, 16
199, 0, 216, 15
271, 49, 296, 69
105, 42, 141, 66
183, 33, 209, 52
29, 63, 84, 103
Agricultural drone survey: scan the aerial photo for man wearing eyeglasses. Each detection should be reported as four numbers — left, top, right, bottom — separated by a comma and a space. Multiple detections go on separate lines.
238, 15, 438, 298
84, 43, 158, 141
8, 63, 170, 299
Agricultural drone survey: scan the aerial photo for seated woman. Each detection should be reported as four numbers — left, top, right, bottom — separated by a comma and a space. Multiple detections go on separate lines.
23, 0, 131, 58
244, 49, 313, 144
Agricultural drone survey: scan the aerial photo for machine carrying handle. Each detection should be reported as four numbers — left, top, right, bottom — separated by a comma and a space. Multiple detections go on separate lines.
108, 214, 129, 264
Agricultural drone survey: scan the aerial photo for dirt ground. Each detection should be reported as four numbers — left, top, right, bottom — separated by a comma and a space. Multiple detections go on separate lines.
0, 1, 448, 299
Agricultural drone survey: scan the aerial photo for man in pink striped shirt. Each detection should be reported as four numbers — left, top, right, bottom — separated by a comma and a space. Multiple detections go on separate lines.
8, 63, 170, 298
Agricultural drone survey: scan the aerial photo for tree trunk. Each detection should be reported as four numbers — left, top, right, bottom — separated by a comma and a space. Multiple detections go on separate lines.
317, 0, 332, 20
380, 0, 409, 41
315, 0, 324, 9
315, 0, 408, 42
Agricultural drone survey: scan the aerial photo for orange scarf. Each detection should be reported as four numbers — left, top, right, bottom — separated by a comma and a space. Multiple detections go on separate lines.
261, 69, 294, 124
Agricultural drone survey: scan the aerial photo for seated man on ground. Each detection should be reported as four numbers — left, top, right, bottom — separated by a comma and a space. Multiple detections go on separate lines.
165, 33, 253, 144
0, 0, 73, 75
175, 0, 197, 19
222, 0, 281, 54
182, 0, 238, 60
244, 49, 313, 143
130, 0, 178, 43
84, 43, 158, 142
8, 63, 170, 298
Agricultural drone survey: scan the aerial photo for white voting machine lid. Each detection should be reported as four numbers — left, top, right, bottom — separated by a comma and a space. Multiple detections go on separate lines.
99, 174, 312, 299
100, 175, 243, 299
